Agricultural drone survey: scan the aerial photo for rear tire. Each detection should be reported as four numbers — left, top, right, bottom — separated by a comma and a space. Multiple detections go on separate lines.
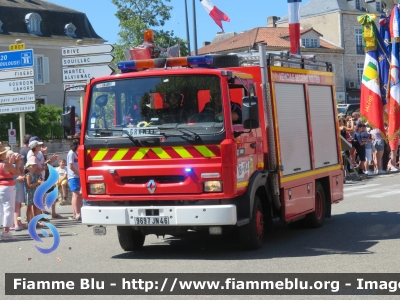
117, 226, 145, 251
304, 182, 326, 228
239, 195, 264, 250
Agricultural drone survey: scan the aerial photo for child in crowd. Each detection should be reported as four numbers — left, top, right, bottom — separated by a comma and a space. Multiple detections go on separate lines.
25, 157, 43, 225
43, 163, 63, 219
55, 159, 68, 202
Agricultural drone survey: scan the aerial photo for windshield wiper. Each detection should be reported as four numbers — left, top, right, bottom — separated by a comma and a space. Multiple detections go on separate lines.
158, 125, 201, 141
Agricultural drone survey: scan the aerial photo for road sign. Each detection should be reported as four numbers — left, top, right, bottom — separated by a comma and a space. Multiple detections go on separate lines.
0, 103, 35, 115
62, 65, 114, 82
62, 54, 114, 67
62, 44, 114, 56
0, 49, 34, 70
0, 67, 34, 80
8, 129, 17, 144
0, 78, 34, 94
9, 43, 26, 51
64, 83, 86, 91
0, 93, 35, 105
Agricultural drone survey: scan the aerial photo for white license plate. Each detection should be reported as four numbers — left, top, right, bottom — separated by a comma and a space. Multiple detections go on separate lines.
123, 127, 160, 136
134, 217, 169, 225
93, 226, 106, 235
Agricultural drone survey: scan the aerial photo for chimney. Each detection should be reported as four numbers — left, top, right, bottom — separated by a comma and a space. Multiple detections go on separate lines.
267, 16, 280, 28
203, 41, 211, 47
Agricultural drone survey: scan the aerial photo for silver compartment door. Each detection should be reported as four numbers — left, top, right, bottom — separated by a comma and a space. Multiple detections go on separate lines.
274, 83, 311, 176
308, 85, 338, 168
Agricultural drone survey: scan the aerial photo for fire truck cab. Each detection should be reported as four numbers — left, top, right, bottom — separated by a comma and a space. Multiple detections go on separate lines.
71, 39, 343, 251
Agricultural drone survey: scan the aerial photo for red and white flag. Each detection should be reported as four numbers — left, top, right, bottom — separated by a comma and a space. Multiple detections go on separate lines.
288, 0, 302, 55
200, 0, 230, 32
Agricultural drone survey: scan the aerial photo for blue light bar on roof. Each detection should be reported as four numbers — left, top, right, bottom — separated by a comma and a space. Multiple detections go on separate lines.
117, 55, 214, 73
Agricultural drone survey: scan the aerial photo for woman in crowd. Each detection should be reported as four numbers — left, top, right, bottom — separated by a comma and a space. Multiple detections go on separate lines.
67, 139, 82, 220
0, 143, 24, 240
371, 127, 386, 174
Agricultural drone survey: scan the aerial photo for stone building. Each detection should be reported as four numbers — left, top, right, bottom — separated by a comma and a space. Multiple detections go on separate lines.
198, 27, 344, 101
0, 0, 105, 115
276, 0, 394, 104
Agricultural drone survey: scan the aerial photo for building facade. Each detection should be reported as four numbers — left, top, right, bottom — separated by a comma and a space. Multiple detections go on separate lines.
276, 0, 394, 103
0, 0, 105, 115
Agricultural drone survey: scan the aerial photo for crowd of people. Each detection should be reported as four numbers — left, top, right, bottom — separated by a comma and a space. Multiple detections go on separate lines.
338, 111, 399, 177
0, 134, 82, 240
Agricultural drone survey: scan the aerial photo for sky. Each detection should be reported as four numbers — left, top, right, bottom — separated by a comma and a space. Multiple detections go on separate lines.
49, 0, 311, 51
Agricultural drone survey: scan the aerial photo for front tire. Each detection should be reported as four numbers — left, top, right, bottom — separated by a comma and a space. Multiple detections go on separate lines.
239, 195, 264, 250
117, 226, 145, 251
304, 182, 326, 228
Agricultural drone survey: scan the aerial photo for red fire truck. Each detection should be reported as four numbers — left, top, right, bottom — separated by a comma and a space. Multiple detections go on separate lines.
67, 32, 343, 250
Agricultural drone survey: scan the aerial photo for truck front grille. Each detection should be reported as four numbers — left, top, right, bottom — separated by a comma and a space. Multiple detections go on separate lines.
120, 175, 186, 184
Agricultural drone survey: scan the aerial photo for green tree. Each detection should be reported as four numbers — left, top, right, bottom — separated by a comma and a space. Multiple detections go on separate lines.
111, 0, 188, 64
0, 104, 63, 142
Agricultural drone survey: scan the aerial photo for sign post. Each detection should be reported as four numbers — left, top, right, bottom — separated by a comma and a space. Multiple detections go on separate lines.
0, 45, 35, 146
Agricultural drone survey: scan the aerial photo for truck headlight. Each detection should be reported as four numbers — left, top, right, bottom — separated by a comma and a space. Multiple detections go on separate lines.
204, 181, 222, 192
89, 183, 106, 194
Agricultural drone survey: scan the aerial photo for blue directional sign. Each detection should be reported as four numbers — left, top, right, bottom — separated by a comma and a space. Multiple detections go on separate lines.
0, 49, 34, 70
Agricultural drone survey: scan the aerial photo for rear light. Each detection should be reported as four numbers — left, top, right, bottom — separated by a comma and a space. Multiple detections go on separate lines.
90, 183, 106, 194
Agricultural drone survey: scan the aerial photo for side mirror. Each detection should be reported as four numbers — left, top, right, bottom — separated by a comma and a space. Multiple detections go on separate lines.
95, 94, 108, 107
242, 96, 259, 129
62, 105, 76, 137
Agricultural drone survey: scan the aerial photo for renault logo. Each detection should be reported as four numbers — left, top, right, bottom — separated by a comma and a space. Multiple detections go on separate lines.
147, 180, 156, 194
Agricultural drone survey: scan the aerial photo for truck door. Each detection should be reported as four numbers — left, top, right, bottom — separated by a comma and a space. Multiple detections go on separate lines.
230, 84, 260, 192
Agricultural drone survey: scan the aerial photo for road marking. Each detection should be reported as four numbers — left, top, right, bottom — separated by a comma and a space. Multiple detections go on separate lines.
344, 184, 380, 191
345, 189, 382, 197
367, 190, 400, 198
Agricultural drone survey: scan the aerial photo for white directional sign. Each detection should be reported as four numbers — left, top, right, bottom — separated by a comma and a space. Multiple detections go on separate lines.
0, 78, 34, 94
62, 54, 114, 67
0, 103, 35, 114
0, 67, 34, 80
62, 44, 114, 56
0, 93, 35, 105
62, 65, 114, 82
63, 83, 86, 91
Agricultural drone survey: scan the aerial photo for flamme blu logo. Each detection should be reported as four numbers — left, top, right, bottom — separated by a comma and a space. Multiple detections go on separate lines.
28, 164, 60, 254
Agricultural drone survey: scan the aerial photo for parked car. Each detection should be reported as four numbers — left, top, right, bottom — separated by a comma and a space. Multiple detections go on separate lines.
337, 103, 360, 116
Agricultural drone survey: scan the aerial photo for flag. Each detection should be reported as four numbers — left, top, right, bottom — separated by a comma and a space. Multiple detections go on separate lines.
288, 0, 302, 55
358, 14, 386, 137
378, 15, 391, 107
200, 0, 230, 32
166, 44, 180, 58
388, 5, 400, 140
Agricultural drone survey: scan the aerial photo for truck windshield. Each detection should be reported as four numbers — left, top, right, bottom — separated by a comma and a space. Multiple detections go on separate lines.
86, 75, 224, 139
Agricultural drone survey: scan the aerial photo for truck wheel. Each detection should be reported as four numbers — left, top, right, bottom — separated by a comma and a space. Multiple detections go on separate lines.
117, 226, 145, 251
239, 195, 264, 250
209, 54, 239, 68
304, 182, 326, 228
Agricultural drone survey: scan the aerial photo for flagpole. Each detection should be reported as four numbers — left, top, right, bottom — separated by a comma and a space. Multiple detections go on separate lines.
184, 0, 191, 55
192, 0, 198, 55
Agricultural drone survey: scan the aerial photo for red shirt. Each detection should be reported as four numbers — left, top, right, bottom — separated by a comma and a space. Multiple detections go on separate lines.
0, 163, 14, 186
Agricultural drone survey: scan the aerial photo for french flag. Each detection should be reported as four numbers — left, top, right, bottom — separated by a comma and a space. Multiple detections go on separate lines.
288, 0, 302, 55
200, 0, 230, 32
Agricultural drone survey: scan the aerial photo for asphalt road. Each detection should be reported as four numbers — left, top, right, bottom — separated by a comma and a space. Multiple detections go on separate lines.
1, 172, 399, 299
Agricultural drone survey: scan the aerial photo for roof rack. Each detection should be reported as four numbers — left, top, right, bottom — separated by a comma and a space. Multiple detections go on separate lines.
235, 51, 332, 72
267, 53, 332, 72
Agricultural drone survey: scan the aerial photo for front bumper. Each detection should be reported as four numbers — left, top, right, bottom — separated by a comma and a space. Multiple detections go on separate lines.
81, 205, 237, 226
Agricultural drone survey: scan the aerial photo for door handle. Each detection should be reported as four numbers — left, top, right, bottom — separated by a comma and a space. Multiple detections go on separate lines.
250, 143, 258, 148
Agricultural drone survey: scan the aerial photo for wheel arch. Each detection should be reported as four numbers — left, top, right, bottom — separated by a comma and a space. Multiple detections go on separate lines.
316, 176, 332, 218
